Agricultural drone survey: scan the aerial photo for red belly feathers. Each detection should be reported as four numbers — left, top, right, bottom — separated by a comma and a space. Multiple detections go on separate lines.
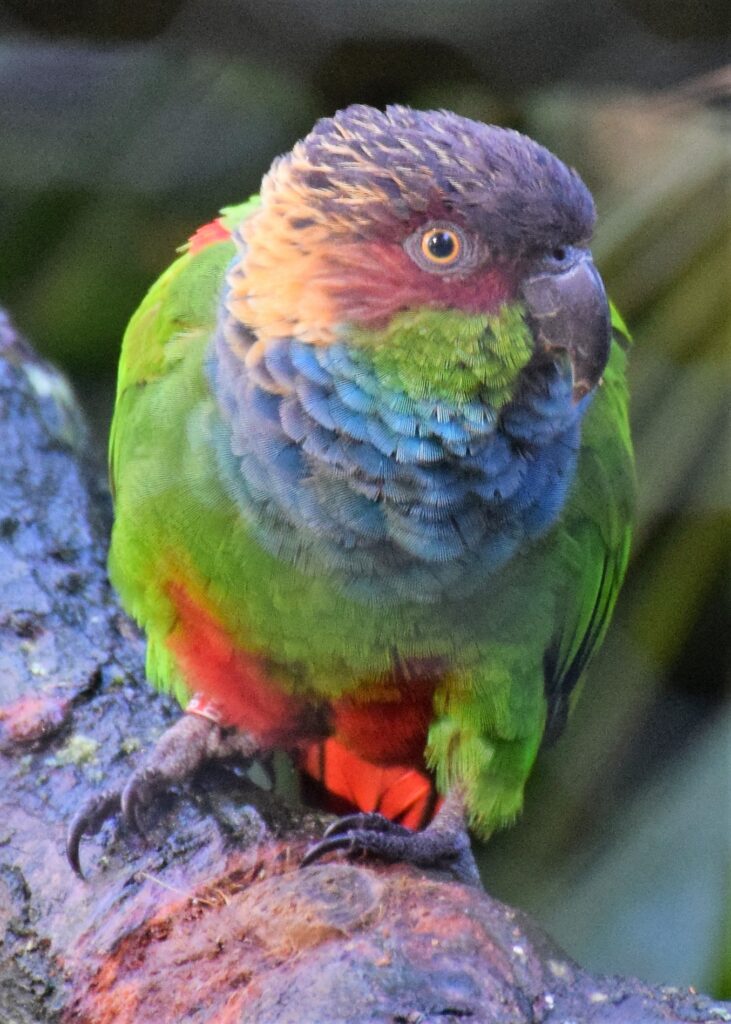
166, 579, 441, 829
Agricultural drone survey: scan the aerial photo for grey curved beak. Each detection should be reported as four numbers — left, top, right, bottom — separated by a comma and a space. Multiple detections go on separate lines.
520, 253, 611, 402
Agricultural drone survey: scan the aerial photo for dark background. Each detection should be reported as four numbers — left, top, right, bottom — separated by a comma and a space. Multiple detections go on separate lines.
0, 0, 728, 996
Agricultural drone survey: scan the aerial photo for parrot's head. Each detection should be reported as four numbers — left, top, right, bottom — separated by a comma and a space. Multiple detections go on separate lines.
230, 103, 611, 406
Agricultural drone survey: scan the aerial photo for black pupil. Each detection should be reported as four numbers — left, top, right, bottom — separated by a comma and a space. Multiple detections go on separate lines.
427, 230, 455, 260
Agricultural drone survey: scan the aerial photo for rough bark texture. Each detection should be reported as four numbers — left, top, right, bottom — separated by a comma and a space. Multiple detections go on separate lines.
0, 311, 728, 1024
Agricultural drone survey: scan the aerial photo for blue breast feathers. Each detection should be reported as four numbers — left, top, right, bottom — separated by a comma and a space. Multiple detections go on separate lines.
208, 308, 587, 604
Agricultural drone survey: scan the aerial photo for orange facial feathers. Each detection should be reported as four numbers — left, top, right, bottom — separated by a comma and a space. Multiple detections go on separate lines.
226, 111, 517, 353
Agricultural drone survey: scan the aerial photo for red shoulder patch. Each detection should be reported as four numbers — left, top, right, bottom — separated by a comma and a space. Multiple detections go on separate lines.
188, 217, 231, 254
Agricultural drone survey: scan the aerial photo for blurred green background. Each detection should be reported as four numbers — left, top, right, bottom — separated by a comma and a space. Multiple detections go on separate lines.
0, 0, 728, 998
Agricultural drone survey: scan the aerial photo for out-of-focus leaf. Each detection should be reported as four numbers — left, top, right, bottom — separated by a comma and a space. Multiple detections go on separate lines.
538, 707, 731, 992
0, 42, 317, 196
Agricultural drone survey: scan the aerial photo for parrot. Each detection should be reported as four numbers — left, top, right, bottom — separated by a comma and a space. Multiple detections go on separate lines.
67, 104, 634, 883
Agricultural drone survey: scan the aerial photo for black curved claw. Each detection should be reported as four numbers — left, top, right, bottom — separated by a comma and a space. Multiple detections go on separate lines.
301, 832, 361, 868
67, 771, 163, 878
120, 769, 160, 837
301, 812, 481, 886
65, 712, 232, 877
66, 789, 122, 878
303, 812, 415, 868
322, 811, 412, 841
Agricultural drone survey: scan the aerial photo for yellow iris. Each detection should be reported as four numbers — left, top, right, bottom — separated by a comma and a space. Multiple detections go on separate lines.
420, 227, 461, 266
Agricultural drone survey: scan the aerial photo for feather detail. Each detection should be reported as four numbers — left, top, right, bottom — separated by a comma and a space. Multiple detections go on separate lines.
165, 579, 319, 746
187, 217, 231, 254
300, 739, 440, 830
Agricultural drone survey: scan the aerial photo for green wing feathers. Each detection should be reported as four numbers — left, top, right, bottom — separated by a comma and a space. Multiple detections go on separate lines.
109, 196, 260, 492
428, 333, 634, 833
545, 328, 635, 741
107, 199, 261, 705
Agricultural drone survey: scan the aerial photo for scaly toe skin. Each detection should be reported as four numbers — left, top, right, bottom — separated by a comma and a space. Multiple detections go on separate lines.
302, 815, 481, 886
66, 789, 122, 878
120, 766, 167, 836
65, 713, 261, 878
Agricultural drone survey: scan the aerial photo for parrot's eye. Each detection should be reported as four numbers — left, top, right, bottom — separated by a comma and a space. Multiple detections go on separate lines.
406, 223, 470, 274
421, 228, 461, 265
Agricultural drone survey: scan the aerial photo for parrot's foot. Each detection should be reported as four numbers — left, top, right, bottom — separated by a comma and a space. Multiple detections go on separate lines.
301, 790, 481, 886
66, 711, 258, 877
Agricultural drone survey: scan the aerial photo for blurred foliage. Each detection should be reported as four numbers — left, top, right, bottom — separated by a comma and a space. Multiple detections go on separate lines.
0, 0, 728, 998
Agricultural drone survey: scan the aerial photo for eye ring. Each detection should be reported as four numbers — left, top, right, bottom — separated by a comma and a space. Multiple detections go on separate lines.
420, 226, 462, 266
405, 222, 474, 275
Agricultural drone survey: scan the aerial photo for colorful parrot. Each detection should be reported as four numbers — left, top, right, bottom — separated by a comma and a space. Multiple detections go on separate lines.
67, 105, 634, 882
